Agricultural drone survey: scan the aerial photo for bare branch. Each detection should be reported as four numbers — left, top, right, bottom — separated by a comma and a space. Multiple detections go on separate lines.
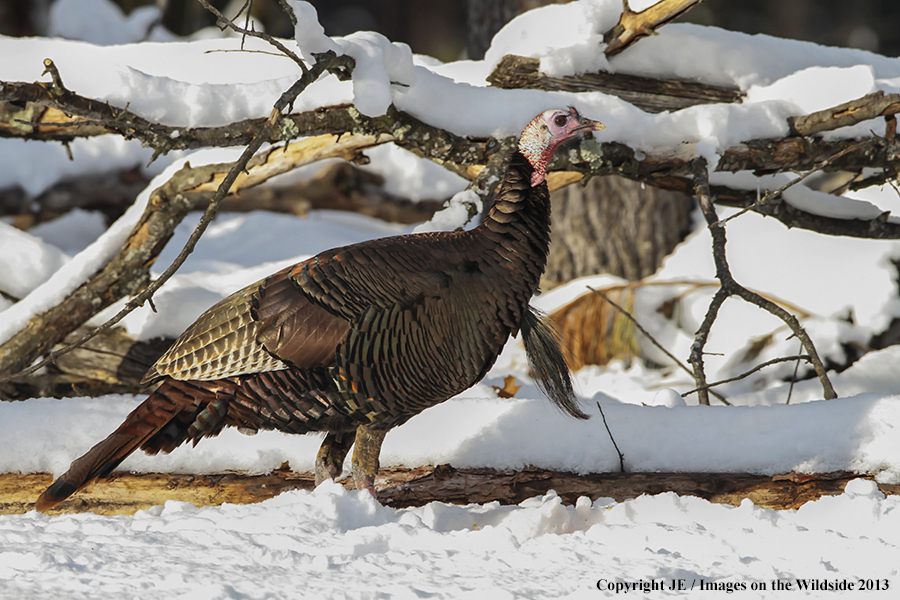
4, 75, 900, 240
689, 158, 837, 404
790, 91, 900, 137
7, 468, 891, 515
682, 355, 811, 397
587, 285, 730, 405
487, 54, 741, 113
713, 140, 870, 228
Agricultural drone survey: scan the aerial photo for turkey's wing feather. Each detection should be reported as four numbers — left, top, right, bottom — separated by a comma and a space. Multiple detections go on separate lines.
143, 276, 284, 383
253, 266, 350, 369
144, 266, 349, 383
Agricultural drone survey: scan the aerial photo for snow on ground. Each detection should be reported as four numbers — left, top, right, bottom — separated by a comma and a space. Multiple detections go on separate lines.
2, 479, 898, 600
3, 366, 900, 483
3, 0, 900, 597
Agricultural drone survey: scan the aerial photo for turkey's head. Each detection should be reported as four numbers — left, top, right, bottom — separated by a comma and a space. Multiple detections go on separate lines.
518, 107, 605, 187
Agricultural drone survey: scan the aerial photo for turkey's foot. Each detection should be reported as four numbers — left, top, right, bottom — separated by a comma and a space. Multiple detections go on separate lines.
314, 430, 354, 485
351, 424, 388, 499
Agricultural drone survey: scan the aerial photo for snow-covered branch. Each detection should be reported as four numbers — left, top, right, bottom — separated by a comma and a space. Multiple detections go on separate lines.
0, 49, 359, 386
487, 54, 743, 113
4, 78, 900, 239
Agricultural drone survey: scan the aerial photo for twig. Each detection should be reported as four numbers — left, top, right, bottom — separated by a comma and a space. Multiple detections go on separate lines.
689, 158, 837, 404
197, 0, 308, 73
587, 285, 730, 405
41, 59, 67, 95
0, 51, 354, 384
785, 341, 804, 405
277, 0, 298, 27
713, 141, 869, 228
682, 355, 810, 396
239, 0, 253, 51
598, 279, 814, 319
587, 285, 687, 370
597, 402, 625, 473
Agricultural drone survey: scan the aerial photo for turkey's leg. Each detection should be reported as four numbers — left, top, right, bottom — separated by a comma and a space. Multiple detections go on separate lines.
350, 424, 388, 497
314, 430, 355, 485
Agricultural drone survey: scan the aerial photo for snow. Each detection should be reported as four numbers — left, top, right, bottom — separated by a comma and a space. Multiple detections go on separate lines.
27, 209, 109, 256
360, 144, 468, 202
483, 0, 618, 77
1, 481, 898, 599
287, 0, 416, 117
710, 171, 889, 220
4, 0, 900, 596
745, 65, 877, 115
0, 221, 70, 299
10, 353, 900, 481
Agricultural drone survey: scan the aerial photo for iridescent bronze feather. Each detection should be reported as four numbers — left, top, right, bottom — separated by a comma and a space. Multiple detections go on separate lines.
36, 108, 602, 511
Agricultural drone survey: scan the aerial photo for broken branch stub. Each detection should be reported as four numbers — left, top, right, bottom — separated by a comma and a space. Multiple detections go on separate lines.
603, 0, 705, 57
789, 91, 900, 137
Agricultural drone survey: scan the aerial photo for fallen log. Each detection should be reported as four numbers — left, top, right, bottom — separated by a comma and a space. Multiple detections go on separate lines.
3, 466, 895, 516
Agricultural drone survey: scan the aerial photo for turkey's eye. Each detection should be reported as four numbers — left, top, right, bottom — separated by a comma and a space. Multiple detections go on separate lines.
553, 115, 567, 127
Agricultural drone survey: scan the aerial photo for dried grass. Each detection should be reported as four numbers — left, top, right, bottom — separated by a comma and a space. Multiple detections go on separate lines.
550, 286, 640, 371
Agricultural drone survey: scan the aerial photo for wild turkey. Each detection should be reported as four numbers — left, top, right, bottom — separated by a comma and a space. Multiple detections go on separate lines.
36, 107, 602, 511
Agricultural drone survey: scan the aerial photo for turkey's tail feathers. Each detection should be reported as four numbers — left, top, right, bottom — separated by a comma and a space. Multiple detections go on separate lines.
35, 379, 226, 512
522, 307, 589, 420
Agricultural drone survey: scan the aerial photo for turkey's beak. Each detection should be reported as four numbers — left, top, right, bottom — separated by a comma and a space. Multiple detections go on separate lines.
574, 118, 605, 135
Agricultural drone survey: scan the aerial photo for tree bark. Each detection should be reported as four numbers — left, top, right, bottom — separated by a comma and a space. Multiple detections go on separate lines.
545, 176, 694, 284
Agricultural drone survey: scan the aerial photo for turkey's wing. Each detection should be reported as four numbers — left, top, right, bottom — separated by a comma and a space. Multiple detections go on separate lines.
144, 265, 349, 383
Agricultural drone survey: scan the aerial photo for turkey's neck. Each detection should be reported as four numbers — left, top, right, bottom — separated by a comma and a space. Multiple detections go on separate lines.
474, 151, 552, 293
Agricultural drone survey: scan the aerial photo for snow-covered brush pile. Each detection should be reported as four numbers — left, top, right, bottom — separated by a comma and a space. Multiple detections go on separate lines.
2, 0, 900, 596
